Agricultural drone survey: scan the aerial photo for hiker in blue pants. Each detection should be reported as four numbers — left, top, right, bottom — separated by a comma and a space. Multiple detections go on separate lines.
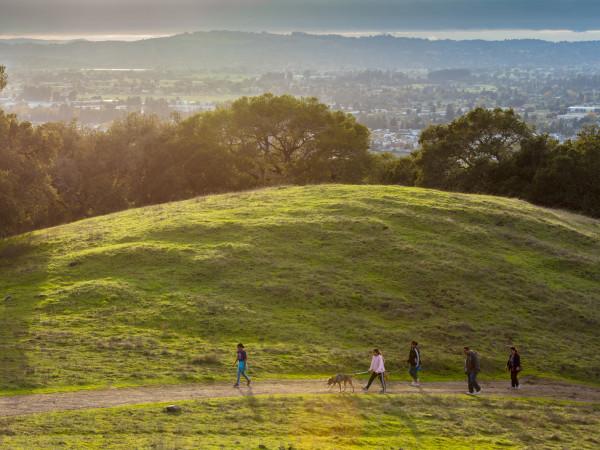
233, 343, 251, 387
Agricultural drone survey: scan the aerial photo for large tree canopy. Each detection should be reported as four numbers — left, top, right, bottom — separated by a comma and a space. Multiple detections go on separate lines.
416, 108, 532, 191
177, 94, 370, 185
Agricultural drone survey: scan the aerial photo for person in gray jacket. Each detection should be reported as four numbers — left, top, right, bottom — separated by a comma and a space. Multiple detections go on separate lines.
463, 346, 481, 395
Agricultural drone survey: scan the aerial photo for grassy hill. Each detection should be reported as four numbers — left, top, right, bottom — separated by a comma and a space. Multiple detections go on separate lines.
1, 185, 599, 393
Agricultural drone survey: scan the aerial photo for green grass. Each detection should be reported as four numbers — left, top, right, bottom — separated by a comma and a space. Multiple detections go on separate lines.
1, 394, 598, 449
1, 185, 599, 394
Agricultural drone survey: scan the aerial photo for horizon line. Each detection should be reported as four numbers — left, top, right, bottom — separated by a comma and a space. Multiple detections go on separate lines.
4, 28, 600, 43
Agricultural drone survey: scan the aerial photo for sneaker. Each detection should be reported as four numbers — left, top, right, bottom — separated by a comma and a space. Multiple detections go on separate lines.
362, 386, 369, 392
233, 383, 240, 388
466, 391, 474, 395
379, 390, 386, 394
473, 389, 482, 395
247, 379, 251, 387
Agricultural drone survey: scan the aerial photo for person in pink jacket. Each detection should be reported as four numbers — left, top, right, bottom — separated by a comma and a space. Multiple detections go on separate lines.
363, 348, 387, 393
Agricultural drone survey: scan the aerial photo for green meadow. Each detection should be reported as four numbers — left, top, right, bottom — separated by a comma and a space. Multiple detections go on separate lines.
1, 394, 598, 449
1, 185, 599, 394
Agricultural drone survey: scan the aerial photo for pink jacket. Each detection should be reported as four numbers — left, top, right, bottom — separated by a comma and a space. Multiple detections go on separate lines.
369, 354, 385, 373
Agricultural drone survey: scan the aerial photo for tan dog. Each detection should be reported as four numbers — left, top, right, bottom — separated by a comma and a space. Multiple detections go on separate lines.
327, 374, 355, 392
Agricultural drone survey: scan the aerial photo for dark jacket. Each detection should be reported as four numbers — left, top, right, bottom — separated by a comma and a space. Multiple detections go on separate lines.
465, 350, 480, 373
408, 347, 421, 367
507, 353, 521, 371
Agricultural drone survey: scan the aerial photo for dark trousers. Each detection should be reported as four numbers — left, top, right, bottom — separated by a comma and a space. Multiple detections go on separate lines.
409, 366, 419, 381
467, 371, 481, 393
366, 372, 386, 391
510, 370, 519, 388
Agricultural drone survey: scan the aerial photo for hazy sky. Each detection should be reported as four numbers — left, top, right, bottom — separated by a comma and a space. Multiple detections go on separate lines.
2, 0, 600, 37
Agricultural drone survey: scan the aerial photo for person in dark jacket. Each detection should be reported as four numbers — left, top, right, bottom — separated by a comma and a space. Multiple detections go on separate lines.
407, 341, 421, 386
506, 346, 521, 389
463, 346, 481, 395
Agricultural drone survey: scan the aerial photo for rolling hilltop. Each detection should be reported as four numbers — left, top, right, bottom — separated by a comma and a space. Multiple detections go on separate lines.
1, 185, 599, 393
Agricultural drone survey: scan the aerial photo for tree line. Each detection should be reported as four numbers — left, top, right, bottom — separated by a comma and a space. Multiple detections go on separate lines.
372, 107, 600, 218
1, 80, 599, 238
0, 92, 370, 237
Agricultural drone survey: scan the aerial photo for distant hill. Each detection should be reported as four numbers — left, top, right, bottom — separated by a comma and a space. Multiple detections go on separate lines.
1, 185, 599, 393
2, 31, 600, 71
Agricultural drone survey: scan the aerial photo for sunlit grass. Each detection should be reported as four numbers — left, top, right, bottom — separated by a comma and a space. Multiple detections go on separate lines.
0, 394, 598, 449
1, 185, 599, 394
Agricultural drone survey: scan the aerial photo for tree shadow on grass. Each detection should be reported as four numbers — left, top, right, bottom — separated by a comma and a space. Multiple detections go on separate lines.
382, 394, 424, 444
0, 236, 50, 393
239, 386, 264, 423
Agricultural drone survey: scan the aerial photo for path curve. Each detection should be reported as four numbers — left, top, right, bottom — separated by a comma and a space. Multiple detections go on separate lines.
1, 379, 599, 417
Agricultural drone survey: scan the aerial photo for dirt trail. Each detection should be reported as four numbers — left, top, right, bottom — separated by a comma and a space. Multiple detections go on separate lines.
1, 379, 598, 417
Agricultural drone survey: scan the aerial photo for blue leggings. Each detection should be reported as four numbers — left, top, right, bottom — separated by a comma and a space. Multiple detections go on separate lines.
236, 362, 250, 384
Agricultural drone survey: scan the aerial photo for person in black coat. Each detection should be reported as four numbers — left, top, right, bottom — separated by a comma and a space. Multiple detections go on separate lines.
407, 341, 421, 386
507, 346, 521, 389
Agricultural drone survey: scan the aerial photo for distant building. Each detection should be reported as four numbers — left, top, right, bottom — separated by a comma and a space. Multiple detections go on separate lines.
557, 105, 600, 120
568, 106, 600, 113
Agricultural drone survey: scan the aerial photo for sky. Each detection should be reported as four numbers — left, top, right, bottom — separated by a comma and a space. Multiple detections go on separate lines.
2, 0, 600, 40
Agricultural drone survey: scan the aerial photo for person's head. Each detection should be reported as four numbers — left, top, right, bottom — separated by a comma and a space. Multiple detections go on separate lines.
373, 348, 381, 356
237, 343, 244, 350
463, 346, 470, 355
411, 341, 418, 348
510, 346, 518, 354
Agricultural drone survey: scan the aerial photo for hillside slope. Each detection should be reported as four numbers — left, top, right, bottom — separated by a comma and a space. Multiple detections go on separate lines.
1, 185, 599, 393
